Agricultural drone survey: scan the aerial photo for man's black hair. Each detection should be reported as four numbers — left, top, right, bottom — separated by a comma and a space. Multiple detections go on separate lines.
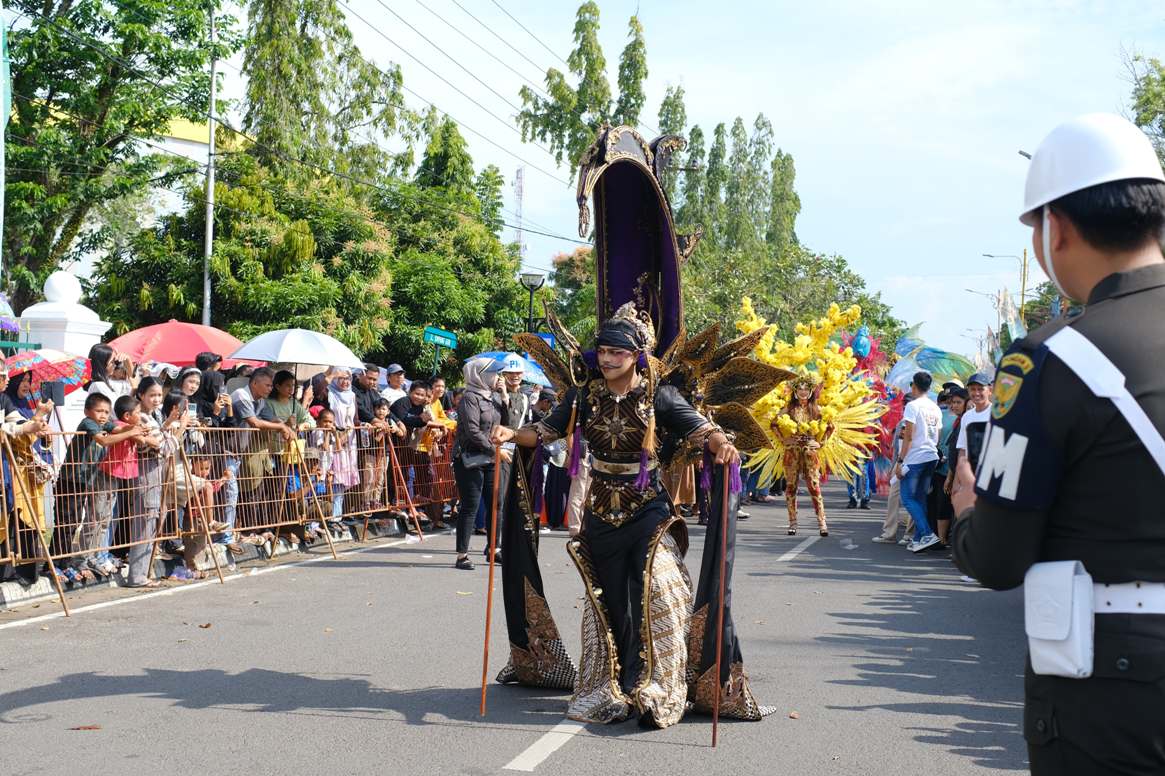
912, 371, 933, 393
195, 351, 223, 371
410, 380, 432, 393
84, 392, 112, 412
1052, 178, 1165, 253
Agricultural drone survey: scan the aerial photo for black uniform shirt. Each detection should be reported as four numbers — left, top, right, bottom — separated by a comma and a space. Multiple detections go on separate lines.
953, 263, 1165, 589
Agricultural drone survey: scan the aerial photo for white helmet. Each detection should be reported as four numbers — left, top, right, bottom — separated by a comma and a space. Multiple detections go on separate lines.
500, 352, 526, 374
1020, 113, 1165, 225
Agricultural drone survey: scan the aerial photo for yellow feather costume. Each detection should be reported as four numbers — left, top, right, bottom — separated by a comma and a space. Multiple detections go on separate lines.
736, 299, 885, 488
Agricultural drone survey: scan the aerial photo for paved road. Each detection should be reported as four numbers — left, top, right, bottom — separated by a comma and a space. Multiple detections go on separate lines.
0, 483, 1027, 775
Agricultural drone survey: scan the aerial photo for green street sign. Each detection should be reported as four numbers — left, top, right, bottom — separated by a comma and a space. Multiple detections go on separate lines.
423, 325, 458, 349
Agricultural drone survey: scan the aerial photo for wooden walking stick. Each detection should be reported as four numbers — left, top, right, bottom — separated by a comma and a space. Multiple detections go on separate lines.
712, 461, 731, 747
479, 444, 503, 716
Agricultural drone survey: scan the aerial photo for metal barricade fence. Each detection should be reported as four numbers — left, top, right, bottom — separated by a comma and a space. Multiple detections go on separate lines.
0, 422, 451, 614
393, 438, 456, 527
182, 426, 337, 558
4, 429, 183, 614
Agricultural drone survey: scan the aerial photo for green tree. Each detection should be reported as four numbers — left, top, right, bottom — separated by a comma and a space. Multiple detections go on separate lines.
1129, 54, 1165, 160
415, 116, 475, 196
90, 153, 394, 352
701, 123, 729, 251
374, 180, 527, 377
516, 2, 648, 173
475, 165, 505, 237
548, 246, 597, 345
676, 124, 705, 229
5, 0, 240, 307
242, 0, 410, 178
766, 149, 800, 256
656, 85, 687, 200
612, 15, 648, 127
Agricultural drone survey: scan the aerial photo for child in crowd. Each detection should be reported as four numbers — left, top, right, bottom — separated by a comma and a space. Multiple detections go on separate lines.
314, 408, 347, 524
65, 393, 145, 578
172, 453, 233, 579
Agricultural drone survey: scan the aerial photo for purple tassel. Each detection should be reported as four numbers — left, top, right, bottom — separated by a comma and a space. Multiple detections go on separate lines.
568, 430, 583, 477
531, 441, 545, 513
701, 445, 714, 492
635, 448, 651, 490
637, 352, 648, 369
729, 460, 743, 495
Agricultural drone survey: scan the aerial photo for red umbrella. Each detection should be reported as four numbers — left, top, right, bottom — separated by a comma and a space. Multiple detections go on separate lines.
108, 320, 261, 368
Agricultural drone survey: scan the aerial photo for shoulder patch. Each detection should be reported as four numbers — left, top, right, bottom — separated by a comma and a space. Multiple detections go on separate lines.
992, 372, 1023, 419
1000, 352, 1034, 375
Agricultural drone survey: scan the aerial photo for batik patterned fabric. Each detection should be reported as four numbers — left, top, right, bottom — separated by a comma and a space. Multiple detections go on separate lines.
565, 520, 693, 726
628, 528, 692, 727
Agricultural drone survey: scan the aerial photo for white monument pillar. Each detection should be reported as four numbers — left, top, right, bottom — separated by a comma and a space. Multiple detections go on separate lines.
19, 269, 111, 355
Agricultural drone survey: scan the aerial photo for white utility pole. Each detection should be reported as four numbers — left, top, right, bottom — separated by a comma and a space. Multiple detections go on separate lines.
201, 5, 216, 326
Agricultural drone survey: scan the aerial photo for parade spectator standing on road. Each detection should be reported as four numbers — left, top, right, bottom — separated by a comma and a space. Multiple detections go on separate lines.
451, 358, 505, 570
955, 372, 994, 474
896, 371, 942, 552
953, 113, 1165, 774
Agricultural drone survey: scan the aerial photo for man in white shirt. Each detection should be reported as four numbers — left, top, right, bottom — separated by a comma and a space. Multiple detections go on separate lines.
896, 371, 944, 552
954, 371, 994, 475
380, 363, 408, 406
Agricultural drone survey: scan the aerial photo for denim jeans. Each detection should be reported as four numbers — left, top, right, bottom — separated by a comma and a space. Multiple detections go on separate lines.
847, 459, 876, 501
217, 457, 241, 544
899, 459, 937, 541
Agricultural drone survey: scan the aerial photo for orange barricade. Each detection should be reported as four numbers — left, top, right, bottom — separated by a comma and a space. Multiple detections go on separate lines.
182, 426, 337, 560
0, 419, 459, 614
4, 429, 183, 614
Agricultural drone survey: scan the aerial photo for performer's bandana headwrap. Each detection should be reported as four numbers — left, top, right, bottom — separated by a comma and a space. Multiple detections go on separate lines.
594, 302, 656, 353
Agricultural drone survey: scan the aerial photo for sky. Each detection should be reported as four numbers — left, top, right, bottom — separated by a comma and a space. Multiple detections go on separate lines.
219, 0, 1164, 356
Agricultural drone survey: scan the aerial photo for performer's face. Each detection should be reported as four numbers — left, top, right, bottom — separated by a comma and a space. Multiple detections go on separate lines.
795, 385, 812, 402
597, 346, 636, 380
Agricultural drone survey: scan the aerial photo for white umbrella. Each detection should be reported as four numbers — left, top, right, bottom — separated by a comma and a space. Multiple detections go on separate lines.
229, 328, 364, 368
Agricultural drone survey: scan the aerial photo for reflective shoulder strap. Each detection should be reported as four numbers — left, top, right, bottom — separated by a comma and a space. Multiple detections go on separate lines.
1045, 326, 1165, 480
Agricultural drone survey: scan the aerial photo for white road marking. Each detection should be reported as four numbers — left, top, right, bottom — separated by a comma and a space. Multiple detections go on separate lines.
503, 719, 586, 772
777, 535, 821, 562
0, 538, 411, 631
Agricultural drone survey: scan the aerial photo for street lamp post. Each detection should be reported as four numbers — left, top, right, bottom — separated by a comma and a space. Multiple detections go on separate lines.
518, 271, 545, 333
982, 252, 1029, 325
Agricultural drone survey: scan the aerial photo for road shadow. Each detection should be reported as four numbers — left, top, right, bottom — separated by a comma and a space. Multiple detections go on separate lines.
743, 479, 1027, 771
0, 667, 569, 730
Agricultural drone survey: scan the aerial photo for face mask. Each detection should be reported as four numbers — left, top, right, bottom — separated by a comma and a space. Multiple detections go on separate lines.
1042, 207, 1071, 300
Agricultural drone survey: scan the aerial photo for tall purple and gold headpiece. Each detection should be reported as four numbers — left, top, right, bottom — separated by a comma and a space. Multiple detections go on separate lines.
576, 125, 702, 357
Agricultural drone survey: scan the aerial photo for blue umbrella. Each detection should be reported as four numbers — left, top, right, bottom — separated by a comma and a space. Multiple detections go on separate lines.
467, 351, 553, 388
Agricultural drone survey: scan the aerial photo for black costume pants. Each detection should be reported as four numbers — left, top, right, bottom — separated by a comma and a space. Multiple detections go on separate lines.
583, 496, 671, 694
1025, 617, 1165, 775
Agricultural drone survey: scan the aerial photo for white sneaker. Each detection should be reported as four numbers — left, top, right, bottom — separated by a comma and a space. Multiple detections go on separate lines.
910, 534, 941, 553
871, 536, 894, 543
897, 537, 910, 546
960, 575, 977, 584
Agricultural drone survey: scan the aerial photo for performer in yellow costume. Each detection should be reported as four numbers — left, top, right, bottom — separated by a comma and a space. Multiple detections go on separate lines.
774, 373, 829, 535
738, 300, 884, 532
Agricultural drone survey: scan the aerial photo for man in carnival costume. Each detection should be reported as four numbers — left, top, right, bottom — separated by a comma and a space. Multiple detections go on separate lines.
487, 125, 784, 728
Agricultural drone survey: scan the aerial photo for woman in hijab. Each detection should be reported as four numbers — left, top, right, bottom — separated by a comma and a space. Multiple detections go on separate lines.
450, 357, 506, 570
324, 368, 360, 521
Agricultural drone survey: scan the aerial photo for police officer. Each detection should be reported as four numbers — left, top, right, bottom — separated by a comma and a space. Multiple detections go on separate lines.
950, 113, 1165, 774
